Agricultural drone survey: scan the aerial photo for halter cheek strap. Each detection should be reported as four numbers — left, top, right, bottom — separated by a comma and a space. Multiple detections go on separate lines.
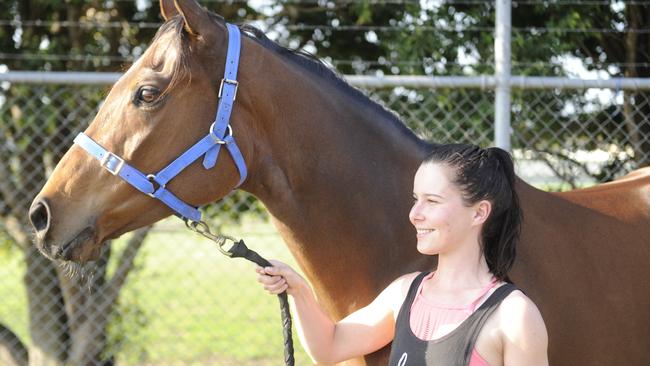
73, 23, 247, 222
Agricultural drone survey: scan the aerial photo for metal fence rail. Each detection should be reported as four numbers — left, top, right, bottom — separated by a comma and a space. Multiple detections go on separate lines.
6, 71, 650, 89
1, 71, 650, 365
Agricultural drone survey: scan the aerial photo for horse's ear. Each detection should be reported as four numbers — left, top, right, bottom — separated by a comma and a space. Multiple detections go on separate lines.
160, 0, 179, 21
173, 0, 213, 37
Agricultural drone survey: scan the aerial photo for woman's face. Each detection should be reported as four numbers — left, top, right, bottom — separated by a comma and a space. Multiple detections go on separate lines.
409, 162, 480, 255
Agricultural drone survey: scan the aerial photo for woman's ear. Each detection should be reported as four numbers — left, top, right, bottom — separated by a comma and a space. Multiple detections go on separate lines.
472, 200, 492, 226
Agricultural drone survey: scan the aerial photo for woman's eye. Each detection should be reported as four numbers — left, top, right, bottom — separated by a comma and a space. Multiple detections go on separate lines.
136, 86, 160, 104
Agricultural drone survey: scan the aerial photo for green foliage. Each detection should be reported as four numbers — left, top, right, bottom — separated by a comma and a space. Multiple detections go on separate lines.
1, 0, 262, 72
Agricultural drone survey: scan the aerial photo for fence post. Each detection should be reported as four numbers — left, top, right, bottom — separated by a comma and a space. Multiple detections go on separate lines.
494, 0, 512, 151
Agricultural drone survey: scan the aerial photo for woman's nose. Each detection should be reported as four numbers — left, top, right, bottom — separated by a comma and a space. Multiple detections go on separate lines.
409, 202, 423, 223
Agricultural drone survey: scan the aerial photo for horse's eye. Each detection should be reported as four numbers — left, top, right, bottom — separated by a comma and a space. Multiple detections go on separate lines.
136, 86, 160, 104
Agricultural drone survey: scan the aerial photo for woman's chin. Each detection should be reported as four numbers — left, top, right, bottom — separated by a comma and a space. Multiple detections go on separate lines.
416, 240, 440, 255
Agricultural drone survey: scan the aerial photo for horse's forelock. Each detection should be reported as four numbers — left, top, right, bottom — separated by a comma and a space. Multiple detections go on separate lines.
140, 16, 191, 97
147, 13, 228, 97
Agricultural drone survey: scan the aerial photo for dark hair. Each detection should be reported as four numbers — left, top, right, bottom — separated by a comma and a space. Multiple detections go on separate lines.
422, 144, 522, 281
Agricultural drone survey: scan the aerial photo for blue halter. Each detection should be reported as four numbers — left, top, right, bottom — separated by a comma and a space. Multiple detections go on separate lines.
74, 23, 247, 222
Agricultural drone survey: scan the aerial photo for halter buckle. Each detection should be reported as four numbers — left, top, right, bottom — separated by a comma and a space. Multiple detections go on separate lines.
100, 152, 125, 175
218, 78, 239, 101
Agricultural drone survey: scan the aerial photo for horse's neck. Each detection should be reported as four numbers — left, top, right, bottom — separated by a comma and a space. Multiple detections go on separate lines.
244, 62, 432, 316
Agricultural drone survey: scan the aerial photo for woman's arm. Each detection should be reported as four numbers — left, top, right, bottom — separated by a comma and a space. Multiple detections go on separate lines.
256, 260, 415, 365
500, 291, 549, 366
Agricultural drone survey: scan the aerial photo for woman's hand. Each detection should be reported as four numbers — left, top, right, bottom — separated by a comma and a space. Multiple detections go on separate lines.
255, 259, 308, 297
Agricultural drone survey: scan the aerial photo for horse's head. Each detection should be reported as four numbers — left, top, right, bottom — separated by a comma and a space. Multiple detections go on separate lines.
29, 0, 261, 261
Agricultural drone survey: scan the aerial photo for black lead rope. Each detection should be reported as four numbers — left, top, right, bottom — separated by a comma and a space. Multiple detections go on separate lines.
184, 219, 295, 366
228, 239, 295, 366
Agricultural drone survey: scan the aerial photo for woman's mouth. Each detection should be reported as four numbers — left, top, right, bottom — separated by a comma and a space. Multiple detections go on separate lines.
416, 228, 435, 237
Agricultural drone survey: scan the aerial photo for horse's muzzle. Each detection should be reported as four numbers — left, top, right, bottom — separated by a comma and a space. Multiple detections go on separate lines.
29, 198, 99, 261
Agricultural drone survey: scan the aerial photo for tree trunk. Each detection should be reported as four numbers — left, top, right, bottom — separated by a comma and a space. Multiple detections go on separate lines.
59, 227, 150, 366
0, 323, 28, 366
24, 246, 69, 366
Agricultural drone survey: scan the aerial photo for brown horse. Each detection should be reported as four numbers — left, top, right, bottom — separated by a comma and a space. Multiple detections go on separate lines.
29, 0, 650, 365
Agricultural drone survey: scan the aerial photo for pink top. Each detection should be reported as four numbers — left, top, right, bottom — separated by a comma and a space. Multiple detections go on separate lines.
410, 272, 498, 366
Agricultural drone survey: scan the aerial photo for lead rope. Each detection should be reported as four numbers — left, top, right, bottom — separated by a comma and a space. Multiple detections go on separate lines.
184, 219, 295, 366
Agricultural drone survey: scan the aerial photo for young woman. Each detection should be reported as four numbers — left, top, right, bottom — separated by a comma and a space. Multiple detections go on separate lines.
256, 144, 548, 366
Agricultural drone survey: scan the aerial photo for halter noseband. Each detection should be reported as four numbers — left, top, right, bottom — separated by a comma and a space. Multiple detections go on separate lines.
74, 23, 247, 222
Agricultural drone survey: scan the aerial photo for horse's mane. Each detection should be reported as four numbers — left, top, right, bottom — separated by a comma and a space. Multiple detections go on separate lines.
236, 22, 419, 140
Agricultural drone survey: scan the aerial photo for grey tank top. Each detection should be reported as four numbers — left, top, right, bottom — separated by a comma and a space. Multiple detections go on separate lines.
387, 272, 517, 366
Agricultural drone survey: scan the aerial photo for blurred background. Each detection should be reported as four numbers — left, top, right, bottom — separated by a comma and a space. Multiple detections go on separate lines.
1, 0, 649, 365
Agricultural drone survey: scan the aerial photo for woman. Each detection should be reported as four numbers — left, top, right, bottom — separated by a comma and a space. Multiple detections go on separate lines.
256, 144, 548, 365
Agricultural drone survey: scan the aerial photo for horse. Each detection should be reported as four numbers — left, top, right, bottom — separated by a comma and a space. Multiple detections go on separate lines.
28, 0, 650, 365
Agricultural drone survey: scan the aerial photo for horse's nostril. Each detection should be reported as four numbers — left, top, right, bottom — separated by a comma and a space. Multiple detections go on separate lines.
29, 199, 51, 236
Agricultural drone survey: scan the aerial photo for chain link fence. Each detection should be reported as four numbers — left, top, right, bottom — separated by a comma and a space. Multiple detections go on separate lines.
1, 76, 650, 365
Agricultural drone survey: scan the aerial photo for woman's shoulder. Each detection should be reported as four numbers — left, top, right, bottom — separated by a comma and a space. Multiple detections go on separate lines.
494, 288, 548, 355
497, 288, 544, 325
376, 271, 427, 316
394, 270, 426, 284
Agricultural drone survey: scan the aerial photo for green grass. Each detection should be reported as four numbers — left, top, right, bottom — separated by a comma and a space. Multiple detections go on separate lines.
0, 250, 29, 347
0, 218, 312, 365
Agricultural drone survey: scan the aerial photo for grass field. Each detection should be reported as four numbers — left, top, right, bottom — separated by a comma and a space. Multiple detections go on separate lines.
0, 247, 28, 347
0, 217, 312, 365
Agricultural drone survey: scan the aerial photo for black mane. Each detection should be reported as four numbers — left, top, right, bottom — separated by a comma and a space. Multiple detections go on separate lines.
238, 23, 419, 139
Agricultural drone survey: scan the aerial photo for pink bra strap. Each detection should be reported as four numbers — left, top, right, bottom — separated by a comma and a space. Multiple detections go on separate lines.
469, 277, 498, 311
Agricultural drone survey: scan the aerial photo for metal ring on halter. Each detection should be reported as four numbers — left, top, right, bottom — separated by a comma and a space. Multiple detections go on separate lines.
146, 174, 166, 197
209, 123, 233, 144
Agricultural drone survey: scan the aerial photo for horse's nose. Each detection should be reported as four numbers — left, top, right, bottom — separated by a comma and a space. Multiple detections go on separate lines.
29, 198, 52, 238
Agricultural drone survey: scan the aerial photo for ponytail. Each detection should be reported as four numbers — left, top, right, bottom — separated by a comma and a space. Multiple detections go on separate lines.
482, 148, 522, 281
